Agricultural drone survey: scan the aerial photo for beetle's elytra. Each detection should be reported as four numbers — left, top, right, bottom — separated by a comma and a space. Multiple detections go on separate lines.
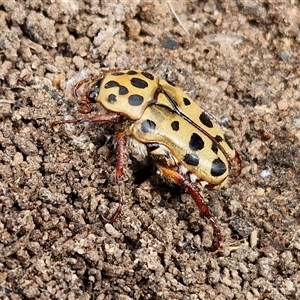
53, 69, 241, 252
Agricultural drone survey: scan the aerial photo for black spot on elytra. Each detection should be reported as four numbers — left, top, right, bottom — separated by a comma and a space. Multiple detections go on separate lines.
131, 77, 148, 89
184, 153, 199, 166
142, 72, 154, 80
104, 80, 120, 89
119, 85, 129, 95
128, 94, 144, 106
211, 158, 227, 177
104, 80, 130, 96
141, 120, 156, 133
211, 142, 218, 154
127, 70, 138, 75
108, 93, 117, 103
183, 97, 191, 106
189, 133, 204, 151
171, 121, 179, 131
215, 135, 223, 142
199, 112, 213, 128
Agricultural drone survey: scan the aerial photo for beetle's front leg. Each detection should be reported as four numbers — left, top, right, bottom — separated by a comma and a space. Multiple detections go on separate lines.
51, 112, 121, 128
101, 131, 126, 224
156, 163, 222, 252
52, 113, 126, 223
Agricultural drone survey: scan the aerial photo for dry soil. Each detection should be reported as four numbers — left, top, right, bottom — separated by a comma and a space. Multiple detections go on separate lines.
0, 1, 299, 300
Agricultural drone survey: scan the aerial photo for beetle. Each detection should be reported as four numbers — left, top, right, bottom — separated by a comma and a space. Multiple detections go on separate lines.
52, 69, 241, 252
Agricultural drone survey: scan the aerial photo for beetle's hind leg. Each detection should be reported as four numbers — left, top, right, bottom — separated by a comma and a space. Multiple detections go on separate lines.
155, 164, 222, 252
101, 131, 126, 224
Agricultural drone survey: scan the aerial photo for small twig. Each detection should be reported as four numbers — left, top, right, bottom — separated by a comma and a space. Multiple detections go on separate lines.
167, 0, 190, 36
0, 99, 15, 104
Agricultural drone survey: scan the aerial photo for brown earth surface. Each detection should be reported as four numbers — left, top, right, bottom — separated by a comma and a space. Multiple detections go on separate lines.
0, 1, 300, 299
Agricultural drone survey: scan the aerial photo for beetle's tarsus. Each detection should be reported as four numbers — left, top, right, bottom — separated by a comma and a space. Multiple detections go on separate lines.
101, 203, 123, 224
204, 217, 222, 252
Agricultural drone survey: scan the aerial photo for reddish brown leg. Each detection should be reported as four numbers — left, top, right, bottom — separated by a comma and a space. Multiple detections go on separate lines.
53, 113, 126, 223
71, 76, 99, 114
73, 69, 120, 97
232, 151, 242, 178
101, 131, 126, 223
156, 164, 222, 252
73, 76, 98, 98
72, 70, 121, 114
51, 112, 121, 128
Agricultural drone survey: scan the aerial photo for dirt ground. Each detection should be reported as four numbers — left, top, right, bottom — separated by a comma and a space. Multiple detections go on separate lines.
0, 0, 299, 299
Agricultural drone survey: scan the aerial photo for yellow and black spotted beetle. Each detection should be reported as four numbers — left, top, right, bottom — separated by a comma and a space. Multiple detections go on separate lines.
53, 70, 241, 252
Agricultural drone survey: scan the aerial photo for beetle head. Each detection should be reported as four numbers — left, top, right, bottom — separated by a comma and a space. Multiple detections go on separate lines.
87, 79, 101, 103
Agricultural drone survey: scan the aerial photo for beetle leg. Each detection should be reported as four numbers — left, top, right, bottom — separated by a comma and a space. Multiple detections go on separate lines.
232, 151, 242, 178
73, 69, 120, 98
52, 113, 126, 222
101, 131, 126, 224
73, 76, 98, 97
101, 68, 120, 76
78, 96, 93, 114
51, 112, 121, 128
155, 163, 222, 252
